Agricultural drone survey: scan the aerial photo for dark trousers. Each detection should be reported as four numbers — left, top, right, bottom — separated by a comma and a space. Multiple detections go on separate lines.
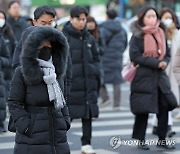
81, 118, 92, 145
132, 90, 169, 140
100, 84, 121, 107
0, 121, 4, 128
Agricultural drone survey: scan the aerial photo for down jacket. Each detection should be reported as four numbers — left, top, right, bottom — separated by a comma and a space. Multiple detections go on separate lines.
0, 36, 10, 122
100, 19, 127, 84
129, 22, 177, 114
62, 22, 101, 119
8, 27, 70, 154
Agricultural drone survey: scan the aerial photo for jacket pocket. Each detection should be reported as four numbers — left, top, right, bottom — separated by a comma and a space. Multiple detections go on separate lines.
24, 113, 36, 136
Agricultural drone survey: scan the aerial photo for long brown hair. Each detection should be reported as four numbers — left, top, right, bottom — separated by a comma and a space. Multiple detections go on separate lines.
86, 16, 99, 40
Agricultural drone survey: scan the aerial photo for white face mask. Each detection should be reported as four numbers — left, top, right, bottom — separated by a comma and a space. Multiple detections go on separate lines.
51, 21, 56, 28
162, 18, 173, 27
0, 18, 5, 28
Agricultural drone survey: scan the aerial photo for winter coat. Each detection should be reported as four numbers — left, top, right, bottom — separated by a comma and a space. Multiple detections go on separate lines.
173, 31, 180, 86
12, 26, 72, 104
97, 29, 106, 85
129, 23, 177, 114
62, 22, 101, 119
7, 15, 29, 41
100, 19, 127, 84
8, 27, 70, 154
0, 36, 10, 122
1, 24, 16, 97
165, 29, 180, 104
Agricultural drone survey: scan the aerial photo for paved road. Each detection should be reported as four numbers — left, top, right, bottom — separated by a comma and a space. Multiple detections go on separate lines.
1, 83, 180, 154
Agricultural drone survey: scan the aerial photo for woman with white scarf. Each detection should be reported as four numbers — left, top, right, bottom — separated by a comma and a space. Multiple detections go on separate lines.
8, 26, 70, 154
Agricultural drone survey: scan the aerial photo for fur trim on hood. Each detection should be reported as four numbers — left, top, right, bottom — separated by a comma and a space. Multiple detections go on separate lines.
130, 21, 144, 37
20, 26, 69, 85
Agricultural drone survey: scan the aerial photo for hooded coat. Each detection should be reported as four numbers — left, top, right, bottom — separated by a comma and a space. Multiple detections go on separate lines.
8, 26, 70, 154
129, 22, 177, 114
12, 26, 72, 104
100, 19, 127, 84
62, 22, 100, 119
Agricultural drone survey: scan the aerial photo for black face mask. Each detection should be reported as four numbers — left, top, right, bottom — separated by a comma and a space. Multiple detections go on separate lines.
38, 46, 52, 61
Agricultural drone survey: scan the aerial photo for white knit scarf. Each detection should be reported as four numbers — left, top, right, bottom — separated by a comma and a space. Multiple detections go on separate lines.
37, 58, 66, 110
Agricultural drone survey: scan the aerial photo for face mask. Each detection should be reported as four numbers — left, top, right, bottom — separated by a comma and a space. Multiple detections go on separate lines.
0, 18, 5, 28
51, 21, 57, 28
162, 18, 173, 27
38, 46, 52, 61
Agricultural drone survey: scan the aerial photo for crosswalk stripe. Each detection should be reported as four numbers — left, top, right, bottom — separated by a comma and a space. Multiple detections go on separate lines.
99, 112, 133, 118
72, 119, 169, 128
1, 109, 180, 152
72, 119, 134, 128
73, 126, 180, 137
165, 151, 180, 154
0, 142, 73, 150
2, 110, 180, 137
99, 106, 129, 112
2, 120, 180, 138
71, 118, 180, 128
0, 142, 14, 150
71, 149, 118, 154
0, 132, 15, 137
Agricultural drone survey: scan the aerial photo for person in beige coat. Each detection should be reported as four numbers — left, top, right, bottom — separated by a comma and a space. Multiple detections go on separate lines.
173, 43, 180, 84
173, 29, 180, 119
151, 8, 180, 137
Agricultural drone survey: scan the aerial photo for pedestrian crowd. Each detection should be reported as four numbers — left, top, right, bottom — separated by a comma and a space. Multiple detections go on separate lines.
0, 1, 180, 154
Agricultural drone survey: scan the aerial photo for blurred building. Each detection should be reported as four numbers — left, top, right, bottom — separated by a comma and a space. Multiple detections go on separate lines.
1, 0, 179, 20
107, 0, 180, 19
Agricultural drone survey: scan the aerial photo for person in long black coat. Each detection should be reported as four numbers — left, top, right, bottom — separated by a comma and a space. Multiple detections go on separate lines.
129, 6, 177, 150
8, 26, 70, 154
62, 6, 101, 154
0, 35, 10, 132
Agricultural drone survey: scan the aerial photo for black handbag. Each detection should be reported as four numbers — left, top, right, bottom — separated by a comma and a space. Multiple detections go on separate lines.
8, 116, 16, 133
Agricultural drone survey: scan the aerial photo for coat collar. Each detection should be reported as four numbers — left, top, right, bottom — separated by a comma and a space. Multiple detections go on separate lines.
63, 21, 89, 39
130, 21, 144, 38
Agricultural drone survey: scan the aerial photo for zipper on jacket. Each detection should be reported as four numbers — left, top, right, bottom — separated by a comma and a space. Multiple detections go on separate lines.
49, 107, 57, 154
82, 39, 90, 119
86, 101, 90, 119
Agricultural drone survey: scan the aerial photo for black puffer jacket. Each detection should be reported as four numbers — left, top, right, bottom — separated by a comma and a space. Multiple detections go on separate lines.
0, 36, 10, 122
100, 19, 127, 84
62, 22, 101, 119
129, 22, 177, 114
8, 27, 70, 154
1, 23, 16, 98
